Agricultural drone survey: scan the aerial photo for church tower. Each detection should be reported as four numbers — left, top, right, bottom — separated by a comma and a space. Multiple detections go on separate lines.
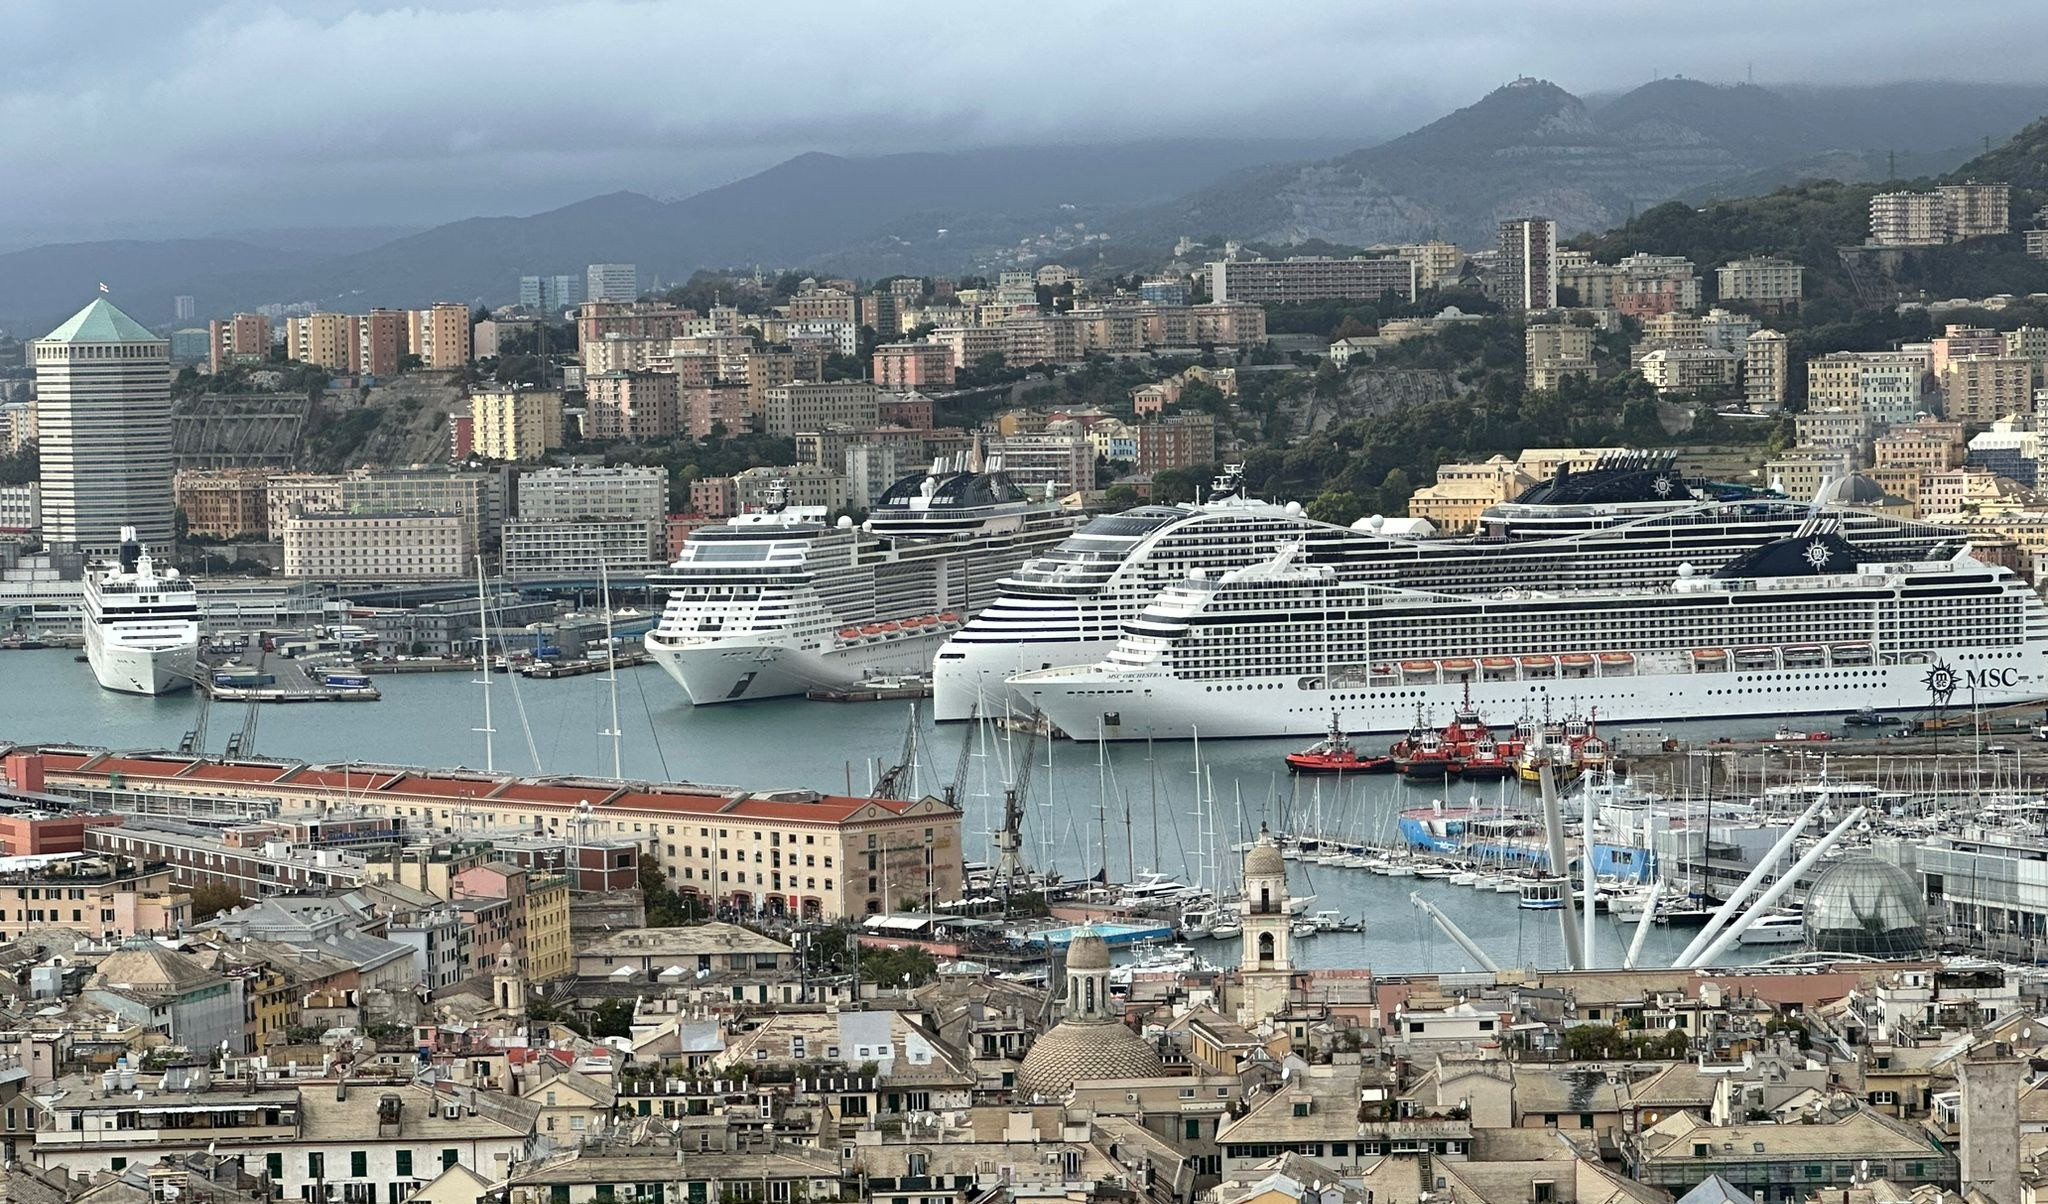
1238, 825, 1292, 1024
1064, 925, 1113, 1020
492, 940, 528, 1019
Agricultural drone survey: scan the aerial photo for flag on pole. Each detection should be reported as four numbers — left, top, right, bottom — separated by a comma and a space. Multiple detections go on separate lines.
97, 282, 109, 294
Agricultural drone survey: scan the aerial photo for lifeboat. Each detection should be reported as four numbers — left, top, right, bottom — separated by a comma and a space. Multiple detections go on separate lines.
1832, 642, 1872, 664
1371, 664, 1394, 677
879, 621, 900, 633
1442, 658, 1476, 674
862, 624, 884, 635
1399, 660, 1437, 680
1735, 647, 1776, 668
838, 628, 861, 640
1598, 652, 1635, 669
939, 612, 959, 623
1784, 644, 1824, 665
1520, 654, 1555, 669
1481, 656, 1516, 669
1692, 648, 1727, 661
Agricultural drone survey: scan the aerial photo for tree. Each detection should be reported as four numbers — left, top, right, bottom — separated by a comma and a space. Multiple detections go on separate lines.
190, 882, 246, 921
1152, 468, 1198, 504
859, 945, 937, 988
639, 859, 695, 927
1376, 467, 1413, 517
590, 998, 636, 1039
1102, 483, 1140, 508
1305, 489, 1365, 526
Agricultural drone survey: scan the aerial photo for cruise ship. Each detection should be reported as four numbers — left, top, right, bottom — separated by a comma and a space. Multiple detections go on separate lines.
933, 455, 1958, 720
643, 460, 1085, 703
83, 527, 200, 696
1011, 521, 2048, 740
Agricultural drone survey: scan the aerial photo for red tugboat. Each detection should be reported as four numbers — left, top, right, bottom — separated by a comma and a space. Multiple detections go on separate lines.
1392, 707, 1456, 780
1285, 713, 1395, 774
1456, 731, 1513, 780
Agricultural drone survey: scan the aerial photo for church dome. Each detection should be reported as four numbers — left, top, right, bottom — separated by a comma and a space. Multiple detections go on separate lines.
1065, 927, 1110, 970
1245, 840, 1285, 878
1017, 1019, 1166, 1095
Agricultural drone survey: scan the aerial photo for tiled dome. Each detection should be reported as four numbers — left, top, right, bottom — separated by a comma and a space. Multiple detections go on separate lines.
1245, 839, 1285, 877
1017, 1018, 1166, 1095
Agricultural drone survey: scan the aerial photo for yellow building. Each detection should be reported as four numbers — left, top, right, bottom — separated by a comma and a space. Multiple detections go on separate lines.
1941, 355, 2032, 425
471, 389, 564, 461
1407, 455, 1538, 532
524, 873, 571, 983
411, 302, 473, 369
286, 313, 356, 372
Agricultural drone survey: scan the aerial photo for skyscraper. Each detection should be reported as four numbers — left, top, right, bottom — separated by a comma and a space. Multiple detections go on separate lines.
173, 295, 196, 322
1497, 217, 1557, 312
585, 263, 638, 303
33, 297, 174, 555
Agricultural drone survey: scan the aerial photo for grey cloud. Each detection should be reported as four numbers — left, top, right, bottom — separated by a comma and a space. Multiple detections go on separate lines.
2, 0, 2045, 246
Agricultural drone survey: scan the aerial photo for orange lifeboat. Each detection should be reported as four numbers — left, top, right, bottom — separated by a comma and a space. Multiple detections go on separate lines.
1400, 660, 1436, 672
862, 624, 884, 635
1692, 648, 1727, 661
939, 612, 959, 623
838, 628, 861, 640
1598, 652, 1634, 666
1481, 656, 1516, 669
1442, 658, 1476, 673
1560, 653, 1594, 667
1520, 655, 1555, 669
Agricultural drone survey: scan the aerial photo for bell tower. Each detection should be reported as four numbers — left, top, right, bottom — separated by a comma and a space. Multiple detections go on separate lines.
1238, 825, 1293, 1024
492, 940, 527, 1019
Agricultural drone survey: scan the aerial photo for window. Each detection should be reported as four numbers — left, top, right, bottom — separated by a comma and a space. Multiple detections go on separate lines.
268, 1155, 284, 1180
310, 1154, 325, 1179
396, 1151, 412, 1177
352, 1152, 368, 1178
111, 1159, 126, 1172
1185, 1117, 1202, 1139
442, 1151, 459, 1171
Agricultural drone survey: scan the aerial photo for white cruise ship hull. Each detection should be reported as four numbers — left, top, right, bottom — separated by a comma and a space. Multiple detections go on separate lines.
647, 629, 949, 704
1013, 652, 2048, 741
932, 635, 1116, 721
84, 624, 198, 696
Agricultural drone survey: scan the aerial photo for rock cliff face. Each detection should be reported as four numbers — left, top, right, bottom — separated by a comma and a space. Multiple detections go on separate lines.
1112, 79, 1852, 249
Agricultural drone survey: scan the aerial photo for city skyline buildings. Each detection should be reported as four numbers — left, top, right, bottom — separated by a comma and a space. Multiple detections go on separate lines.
30, 296, 175, 556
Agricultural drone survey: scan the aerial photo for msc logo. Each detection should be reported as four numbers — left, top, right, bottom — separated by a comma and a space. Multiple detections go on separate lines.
1967, 667, 2021, 690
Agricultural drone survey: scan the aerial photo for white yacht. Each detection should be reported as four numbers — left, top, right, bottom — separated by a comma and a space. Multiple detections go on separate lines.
643, 459, 1083, 704
1735, 912, 1807, 945
1013, 521, 2048, 740
934, 455, 1959, 720
83, 527, 199, 696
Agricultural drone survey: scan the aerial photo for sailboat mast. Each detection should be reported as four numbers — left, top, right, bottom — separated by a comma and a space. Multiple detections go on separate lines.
474, 555, 495, 773
601, 558, 622, 779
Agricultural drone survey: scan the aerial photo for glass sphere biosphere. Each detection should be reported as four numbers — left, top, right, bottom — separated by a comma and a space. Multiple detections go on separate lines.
1801, 856, 1927, 957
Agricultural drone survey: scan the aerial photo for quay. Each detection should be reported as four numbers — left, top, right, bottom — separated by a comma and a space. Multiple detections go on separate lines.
519, 651, 650, 679
197, 647, 381, 703
358, 655, 479, 674
806, 675, 933, 703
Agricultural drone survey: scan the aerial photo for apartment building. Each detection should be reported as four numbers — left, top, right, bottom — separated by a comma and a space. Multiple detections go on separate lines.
357, 309, 406, 378
207, 314, 271, 373
1207, 255, 1419, 304
763, 381, 880, 436
733, 465, 850, 512
1497, 218, 1557, 311
1637, 347, 1739, 396
1524, 323, 1593, 376
1941, 355, 2033, 424
409, 303, 472, 369
1386, 240, 1464, 290
519, 273, 585, 314
515, 465, 665, 525
264, 473, 346, 539
173, 468, 270, 539
787, 288, 858, 324
873, 342, 957, 391
1767, 446, 1856, 499
986, 433, 1094, 493
281, 511, 477, 580
1715, 256, 1804, 311
1870, 191, 1952, 246
689, 477, 738, 519
0, 858, 188, 944
584, 371, 680, 440
1743, 330, 1789, 411
1407, 456, 1538, 533
500, 519, 665, 579
681, 384, 752, 439
1806, 350, 1930, 425
585, 263, 638, 302
1, 401, 34, 453
1875, 419, 1966, 470
470, 389, 564, 461
1941, 181, 2011, 238
0, 483, 39, 534
1612, 253, 1702, 319
1795, 408, 1875, 450
1136, 414, 1217, 475
285, 313, 355, 372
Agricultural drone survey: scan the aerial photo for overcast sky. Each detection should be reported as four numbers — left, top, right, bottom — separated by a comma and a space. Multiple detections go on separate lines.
3, 0, 2045, 249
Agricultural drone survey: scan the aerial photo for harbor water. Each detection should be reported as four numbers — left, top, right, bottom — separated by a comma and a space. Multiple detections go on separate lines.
0, 648, 1781, 974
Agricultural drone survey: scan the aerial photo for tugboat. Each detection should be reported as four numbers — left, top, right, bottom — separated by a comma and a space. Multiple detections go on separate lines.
1286, 713, 1394, 774
1392, 718, 1455, 780
1456, 732, 1513, 781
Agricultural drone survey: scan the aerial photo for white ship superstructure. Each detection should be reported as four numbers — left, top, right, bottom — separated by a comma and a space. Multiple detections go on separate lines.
644, 460, 1083, 703
83, 526, 199, 696
934, 455, 1959, 720
1012, 521, 2048, 740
